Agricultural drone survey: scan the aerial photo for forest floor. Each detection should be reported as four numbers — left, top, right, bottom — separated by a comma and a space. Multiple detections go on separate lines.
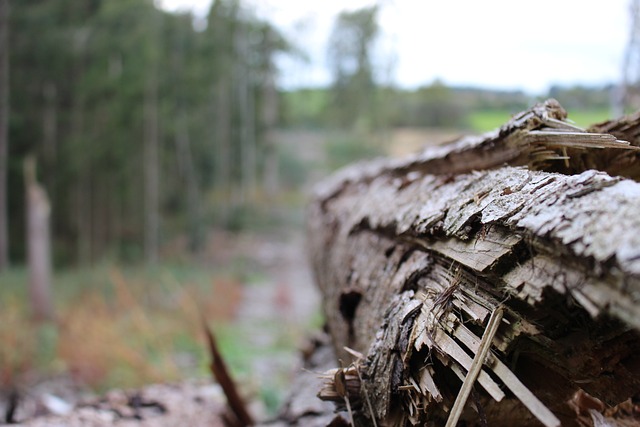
0, 223, 322, 425
1, 126, 467, 425
202, 226, 323, 416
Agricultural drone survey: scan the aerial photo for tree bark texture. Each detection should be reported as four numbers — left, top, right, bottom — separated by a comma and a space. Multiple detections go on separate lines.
307, 100, 640, 426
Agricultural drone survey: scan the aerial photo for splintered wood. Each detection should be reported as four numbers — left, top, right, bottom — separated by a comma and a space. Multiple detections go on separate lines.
309, 100, 640, 426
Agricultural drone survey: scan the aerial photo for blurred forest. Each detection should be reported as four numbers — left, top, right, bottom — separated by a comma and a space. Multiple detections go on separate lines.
1, 1, 619, 268
6, 0, 295, 266
0, 0, 632, 417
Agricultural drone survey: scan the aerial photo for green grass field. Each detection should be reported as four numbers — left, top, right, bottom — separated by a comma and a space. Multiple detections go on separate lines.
468, 109, 612, 133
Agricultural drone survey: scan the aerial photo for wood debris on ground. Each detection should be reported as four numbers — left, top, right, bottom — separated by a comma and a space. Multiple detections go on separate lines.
8, 381, 228, 427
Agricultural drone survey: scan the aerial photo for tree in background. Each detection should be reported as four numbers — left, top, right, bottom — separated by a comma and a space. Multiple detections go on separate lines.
143, 4, 162, 264
205, 0, 293, 224
619, 0, 640, 113
6, 0, 295, 265
0, 0, 9, 270
412, 80, 468, 128
327, 5, 379, 130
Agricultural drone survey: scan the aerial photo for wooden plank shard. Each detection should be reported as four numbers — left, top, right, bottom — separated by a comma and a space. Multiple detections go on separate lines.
451, 322, 561, 427
445, 306, 511, 427
309, 101, 640, 426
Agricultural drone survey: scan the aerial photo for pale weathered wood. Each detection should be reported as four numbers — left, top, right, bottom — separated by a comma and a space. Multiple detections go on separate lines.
25, 157, 54, 322
445, 307, 509, 427
308, 101, 640, 426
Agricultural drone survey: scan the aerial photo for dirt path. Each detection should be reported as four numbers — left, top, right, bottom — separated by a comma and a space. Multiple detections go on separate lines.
237, 229, 321, 406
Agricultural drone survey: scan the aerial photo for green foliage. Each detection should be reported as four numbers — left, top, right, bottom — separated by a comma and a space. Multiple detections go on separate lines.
34, 323, 60, 369
280, 89, 330, 128
548, 85, 612, 110
217, 203, 293, 233
411, 81, 469, 128
325, 133, 383, 171
468, 108, 613, 133
566, 109, 612, 127
326, 6, 381, 130
8, 0, 297, 265
468, 110, 514, 132
0, 261, 309, 396
7, 0, 617, 268
222, 205, 259, 233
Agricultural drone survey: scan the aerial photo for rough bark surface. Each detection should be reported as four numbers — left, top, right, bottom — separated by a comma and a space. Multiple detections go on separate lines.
307, 100, 640, 426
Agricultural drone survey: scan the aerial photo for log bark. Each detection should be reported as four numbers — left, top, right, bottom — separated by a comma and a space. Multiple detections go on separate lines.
307, 100, 640, 426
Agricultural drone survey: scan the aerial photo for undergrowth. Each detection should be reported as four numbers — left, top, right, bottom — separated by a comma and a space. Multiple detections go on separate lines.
0, 263, 284, 395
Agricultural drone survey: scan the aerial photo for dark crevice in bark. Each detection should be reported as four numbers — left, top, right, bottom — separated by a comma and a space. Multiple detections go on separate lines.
339, 290, 362, 343
384, 245, 396, 258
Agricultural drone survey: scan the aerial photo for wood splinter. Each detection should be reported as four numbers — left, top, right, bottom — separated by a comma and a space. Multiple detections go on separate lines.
445, 306, 505, 427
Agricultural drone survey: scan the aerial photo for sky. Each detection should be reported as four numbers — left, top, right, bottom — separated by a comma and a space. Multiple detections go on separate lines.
159, 0, 631, 94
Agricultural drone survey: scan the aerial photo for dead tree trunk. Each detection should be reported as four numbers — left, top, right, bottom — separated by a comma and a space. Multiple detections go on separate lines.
25, 157, 54, 322
307, 100, 640, 426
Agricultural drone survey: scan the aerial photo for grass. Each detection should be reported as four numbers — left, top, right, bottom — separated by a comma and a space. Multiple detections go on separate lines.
1, 265, 218, 391
468, 110, 515, 132
0, 260, 311, 408
468, 108, 613, 133
566, 109, 613, 127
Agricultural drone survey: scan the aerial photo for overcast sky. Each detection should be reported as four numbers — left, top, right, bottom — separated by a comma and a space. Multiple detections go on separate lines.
159, 0, 631, 94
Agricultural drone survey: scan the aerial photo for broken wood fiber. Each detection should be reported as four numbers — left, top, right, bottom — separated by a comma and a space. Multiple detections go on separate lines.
308, 100, 640, 426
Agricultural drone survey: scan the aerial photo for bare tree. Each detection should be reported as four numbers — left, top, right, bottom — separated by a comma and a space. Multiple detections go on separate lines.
25, 157, 54, 322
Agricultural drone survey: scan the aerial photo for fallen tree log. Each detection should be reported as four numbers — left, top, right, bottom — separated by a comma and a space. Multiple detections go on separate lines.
307, 100, 640, 426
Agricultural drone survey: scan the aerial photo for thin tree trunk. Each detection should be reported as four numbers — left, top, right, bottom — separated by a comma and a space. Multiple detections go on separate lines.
24, 157, 53, 322
236, 30, 256, 203
262, 71, 279, 198
143, 77, 160, 264
0, 0, 10, 271
76, 171, 92, 264
214, 79, 231, 209
42, 82, 57, 163
143, 11, 161, 264
262, 138, 278, 198
72, 95, 91, 265
308, 101, 640, 427
175, 109, 202, 252
70, 29, 90, 265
